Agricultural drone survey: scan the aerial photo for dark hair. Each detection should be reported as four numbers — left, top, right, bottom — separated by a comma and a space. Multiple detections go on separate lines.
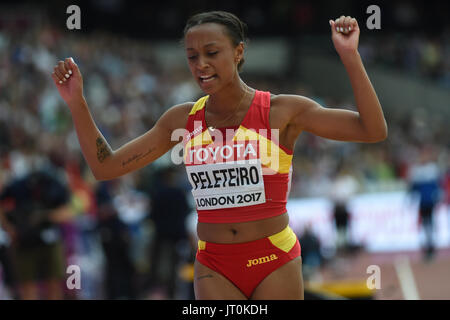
183, 11, 248, 71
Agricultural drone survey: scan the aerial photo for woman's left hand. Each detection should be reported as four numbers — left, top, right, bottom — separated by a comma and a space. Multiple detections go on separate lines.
329, 16, 360, 57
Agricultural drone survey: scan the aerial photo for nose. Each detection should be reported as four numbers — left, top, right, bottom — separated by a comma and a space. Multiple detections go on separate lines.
196, 55, 210, 71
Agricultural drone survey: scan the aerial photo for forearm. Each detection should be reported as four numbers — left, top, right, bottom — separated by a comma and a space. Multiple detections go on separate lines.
68, 97, 114, 179
341, 52, 388, 141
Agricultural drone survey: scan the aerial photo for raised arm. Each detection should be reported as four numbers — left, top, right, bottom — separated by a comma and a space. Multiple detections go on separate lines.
278, 16, 387, 144
52, 58, 191, 180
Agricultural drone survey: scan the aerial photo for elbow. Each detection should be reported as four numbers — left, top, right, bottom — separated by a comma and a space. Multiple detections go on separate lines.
94, 175, 109, 182
379, 121, 389, 141
94, 173, 115, 181
367, 124, 388, 143
92, 169, 111, 181
92, 166, 122, 181
92, 171, 105, 181
370, 135, 387, 143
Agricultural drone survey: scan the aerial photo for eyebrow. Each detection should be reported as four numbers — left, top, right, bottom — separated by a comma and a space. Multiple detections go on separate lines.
186, 42, 219, 51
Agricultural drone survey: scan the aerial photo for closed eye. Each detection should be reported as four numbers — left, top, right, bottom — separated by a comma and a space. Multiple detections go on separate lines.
208, 51, 218, 56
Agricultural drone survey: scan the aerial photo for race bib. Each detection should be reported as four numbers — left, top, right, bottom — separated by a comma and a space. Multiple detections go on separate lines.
186, 160, 266, 210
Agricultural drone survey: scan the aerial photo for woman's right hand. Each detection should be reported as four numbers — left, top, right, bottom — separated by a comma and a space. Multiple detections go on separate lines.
52, 57, 84, 107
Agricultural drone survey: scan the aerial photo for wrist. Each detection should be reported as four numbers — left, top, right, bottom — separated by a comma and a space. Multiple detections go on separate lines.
68, 95, 87, 111
339, 50, 361, 67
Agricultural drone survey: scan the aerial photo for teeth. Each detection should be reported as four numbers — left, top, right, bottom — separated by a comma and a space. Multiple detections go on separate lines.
200, 75, 215, 82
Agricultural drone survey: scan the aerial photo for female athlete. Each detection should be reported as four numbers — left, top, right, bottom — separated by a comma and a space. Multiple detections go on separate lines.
52, 11, 387, 300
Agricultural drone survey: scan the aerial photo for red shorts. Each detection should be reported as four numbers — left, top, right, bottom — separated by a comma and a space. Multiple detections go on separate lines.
196, 226, 301, 298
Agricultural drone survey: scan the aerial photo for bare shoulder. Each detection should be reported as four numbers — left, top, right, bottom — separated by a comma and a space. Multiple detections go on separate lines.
269, 93, 318, 128
157, 101, 195, 132
270, 94, 316, 112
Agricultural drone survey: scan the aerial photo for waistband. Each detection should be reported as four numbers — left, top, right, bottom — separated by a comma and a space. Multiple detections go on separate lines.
197, 225, 297, 255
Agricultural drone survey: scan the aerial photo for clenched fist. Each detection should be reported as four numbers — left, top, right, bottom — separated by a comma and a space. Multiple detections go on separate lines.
329, 16, 360, 57
51, 57, 84, 107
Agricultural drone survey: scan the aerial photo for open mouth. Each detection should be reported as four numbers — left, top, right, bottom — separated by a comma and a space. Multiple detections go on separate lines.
199, 75, 217, 83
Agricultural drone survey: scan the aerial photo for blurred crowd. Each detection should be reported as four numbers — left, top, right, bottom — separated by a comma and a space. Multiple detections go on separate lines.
358, 32, 450, 88
0, 9, 449, 300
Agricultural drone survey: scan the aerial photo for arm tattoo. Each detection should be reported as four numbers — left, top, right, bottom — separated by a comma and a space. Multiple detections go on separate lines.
121, 147, 155, 168
96, 137, 112, 163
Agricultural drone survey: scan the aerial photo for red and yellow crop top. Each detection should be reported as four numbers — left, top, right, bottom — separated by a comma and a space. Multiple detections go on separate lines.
183, 90, 293, 223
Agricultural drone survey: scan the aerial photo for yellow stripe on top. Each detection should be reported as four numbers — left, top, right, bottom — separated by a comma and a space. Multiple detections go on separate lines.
233, 126, 293, 174
185, 130, 213, 148
184, 96, 292, 174
184, 96, 212, 163
189, 96, 208, 115
268, 226, 297, 253
197, 240, 206, 251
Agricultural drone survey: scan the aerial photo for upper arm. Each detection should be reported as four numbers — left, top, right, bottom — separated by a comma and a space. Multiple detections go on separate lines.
283, 95, 371, 143
97, 103, 192, 180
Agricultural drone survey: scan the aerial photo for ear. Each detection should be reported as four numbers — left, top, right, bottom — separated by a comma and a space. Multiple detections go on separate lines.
235, 41, 244, 64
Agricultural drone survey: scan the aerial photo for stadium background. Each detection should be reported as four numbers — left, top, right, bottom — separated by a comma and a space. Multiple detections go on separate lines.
0, 0, 449, 299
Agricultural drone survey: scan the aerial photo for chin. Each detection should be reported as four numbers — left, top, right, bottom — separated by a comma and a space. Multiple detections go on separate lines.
200, 87, 220, 95
198, 80, 221, 95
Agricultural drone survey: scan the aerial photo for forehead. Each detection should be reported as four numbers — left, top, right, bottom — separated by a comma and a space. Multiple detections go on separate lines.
184, 23, 232, 50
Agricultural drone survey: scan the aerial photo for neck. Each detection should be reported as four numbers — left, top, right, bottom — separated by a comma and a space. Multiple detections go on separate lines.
207, 78, 251, 115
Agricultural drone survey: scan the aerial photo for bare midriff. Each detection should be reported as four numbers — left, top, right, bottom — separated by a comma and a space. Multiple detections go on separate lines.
196, 212, 289, 244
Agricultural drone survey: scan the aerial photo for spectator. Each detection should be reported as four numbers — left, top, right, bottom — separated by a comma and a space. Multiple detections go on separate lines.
0, 222, 16, 299
329, 165, 359, 251
408, 145, 442, 261
95, 180, 137, 299
0, 169, 72, 299
299, 225, 322, 281
147, 166, 191, 299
